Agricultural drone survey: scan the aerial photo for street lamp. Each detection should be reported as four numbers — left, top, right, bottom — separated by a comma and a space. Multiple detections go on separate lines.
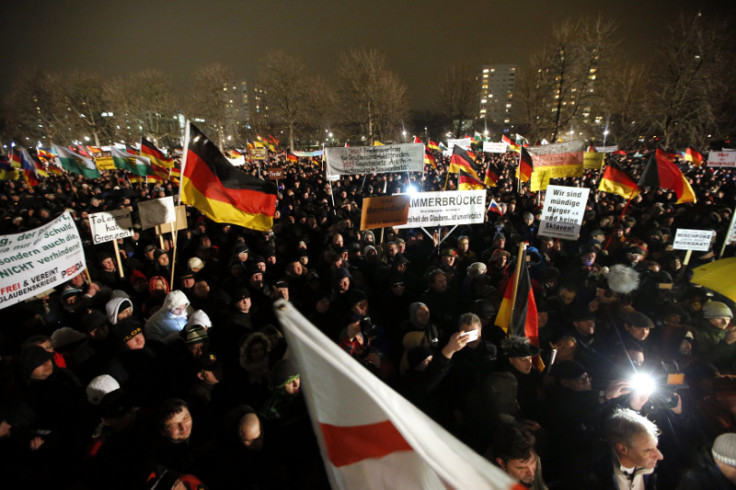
603, 129, 609, 147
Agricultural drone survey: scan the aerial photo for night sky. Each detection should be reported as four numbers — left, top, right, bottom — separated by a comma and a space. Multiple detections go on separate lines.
1, 0, 727, 112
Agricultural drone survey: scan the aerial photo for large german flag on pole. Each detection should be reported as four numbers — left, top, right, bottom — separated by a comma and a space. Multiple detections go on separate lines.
516, 146, 533, 182
180, 122, 277, 231
638, 148, 696, 204
598, 161, 640, 200
141, 138, 174, 169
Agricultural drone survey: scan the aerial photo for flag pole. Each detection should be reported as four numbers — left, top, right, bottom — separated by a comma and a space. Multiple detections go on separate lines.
719, 204, 736, 258
507, 242, 527, 331
603, 192, 634, 252
178, 120, 191, 207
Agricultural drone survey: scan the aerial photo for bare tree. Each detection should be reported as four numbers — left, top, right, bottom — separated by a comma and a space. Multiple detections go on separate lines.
188, 63, 235, 149
650, 12, 735, 148
338, 48, 409, 143
520, 16, 618, 142
436, 62, 479, 137
598, 62, 649, 147
104, 70, 179, 146
258, 50, 334, 150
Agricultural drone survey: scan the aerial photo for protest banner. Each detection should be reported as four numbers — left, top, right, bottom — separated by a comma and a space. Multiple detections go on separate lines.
267, 167, 285, 180
88, 209, 133, 245
0, 211, 86, 310
94, 156, 116, 171
529, 141, 585, 185
155, 205, 188, 236
583, 151, 605, 170
325, 144, 423, 177
708, 151, 736, 168
483, 142, 508, 153
359, 195, 411, 230
529, 171, 552, 192
673, 229, 715, 252
138, 196, 176, 230
447, 138, 472, 151
538, 185, 590, 240
395, 190, 486, 229
595, 146, 619, 153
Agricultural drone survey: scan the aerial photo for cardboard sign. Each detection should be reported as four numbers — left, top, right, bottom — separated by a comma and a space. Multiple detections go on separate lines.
583, 152, 605, 170
155, 205, 188, 235
267, 167, 285, 180
708, 151, 736, 168
538, 185, 590, 240
138, 196, 176, 230
359, 195, 411, 230
395, 190, 487, 229
447, 138, 472, 151
673, 229, 715, 252
88, 209, 134, 245
0, 211, 86, 309
250, 148, 268, 160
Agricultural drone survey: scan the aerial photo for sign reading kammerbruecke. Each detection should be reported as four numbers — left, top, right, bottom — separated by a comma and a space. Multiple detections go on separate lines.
88, 209, 133, 245
138, 196, 176, 230
394, 190, 487, 229
0, 210, 86, 310
673, 229, 715, 252
538, 185, 591, 240
325, 144, 424, 177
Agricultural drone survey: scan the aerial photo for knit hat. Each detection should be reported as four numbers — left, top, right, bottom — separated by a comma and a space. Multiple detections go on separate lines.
183, 325, 208, 345
87, 374, 121, 405
712, 433, 736, 468
50, 327, 86, 349
80, 310, 109, 333
272, 358, 299, 388
186, 310, 212, 329
16, 346, 54, 382
187, 257, 205, 271
467, 262, 487, 278
232, 287, 250, 301
112, 317, 144, 344
703, 301, 733, 319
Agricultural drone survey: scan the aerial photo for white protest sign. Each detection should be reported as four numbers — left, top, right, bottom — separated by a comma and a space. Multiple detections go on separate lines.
538, 185, 590, 240
88, 209, 133, 245
394, 190, 486, 229
594, 146, 619, 153
448, 138, 472, 151
0, 211, 86, 309
708, 151, 736, 168
483, 142, 508, 153
138, 196, 176, 230
325, 144, 424, 177
673, 229, 715, 252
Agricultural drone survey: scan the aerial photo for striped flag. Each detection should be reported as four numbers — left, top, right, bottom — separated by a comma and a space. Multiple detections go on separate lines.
110, 146, 149, 176
488, 198, 503, 216
484, 163, 500, 187
458, 168, 485, 190
427, 140, 440, 151
274, 300, 517, 490
141, 138, 174, 169
413, 136, 422, 144
286, 152, 298, 163
516, 147, 533, 182
449, 146, 482, 181
424, 150, 436, 169
51, 144, 101, 179
180, 123, 277, 232
598, 161, 640, 200
638, 149, 696, 204
19, 147, 40, 186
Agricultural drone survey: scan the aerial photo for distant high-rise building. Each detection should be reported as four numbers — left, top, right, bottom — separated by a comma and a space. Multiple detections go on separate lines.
478, 64, 516, 126
221, 80, 269, 145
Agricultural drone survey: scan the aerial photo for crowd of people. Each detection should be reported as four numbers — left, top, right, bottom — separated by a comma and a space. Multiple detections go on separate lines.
1, 145, 736, 489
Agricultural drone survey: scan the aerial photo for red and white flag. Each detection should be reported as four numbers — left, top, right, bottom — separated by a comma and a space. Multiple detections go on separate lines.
274, 300, 518, 490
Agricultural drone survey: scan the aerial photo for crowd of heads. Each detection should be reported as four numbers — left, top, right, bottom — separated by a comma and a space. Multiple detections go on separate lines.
1, 146, 736, 488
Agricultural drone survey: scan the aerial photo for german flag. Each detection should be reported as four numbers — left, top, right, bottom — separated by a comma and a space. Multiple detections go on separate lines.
484, 163, 499, 187
502, 134, 519, 152
286, 152, 298, 163
458, 168, 484, 190
9, 151, 22, 169
495, 248, 539, 348
598, 161, 640, 199
424, 150, 436, 169
413, 136, 422, 144
141, 138, 174, 169
449, 146, 482, 181
268, 135, 280, 147
516, 146, 533, 182
684, 148, 704, 166
181, 123, 277, 231
427, 140, 440, 151
638, 149, 696, 204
